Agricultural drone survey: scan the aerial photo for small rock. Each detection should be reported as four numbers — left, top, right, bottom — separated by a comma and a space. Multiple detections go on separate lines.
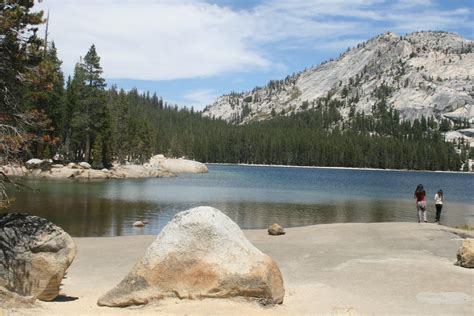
51, 164, 64, 169
456, 239, 474, 268
133, 221, 145, 227
67, 162, 78, 169
268, 223, 286, 236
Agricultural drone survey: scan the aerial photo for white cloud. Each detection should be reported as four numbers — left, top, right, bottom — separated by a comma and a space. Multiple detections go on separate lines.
37, 0, 268, 80
182, 89, 220, 110
36, 0, 472, 81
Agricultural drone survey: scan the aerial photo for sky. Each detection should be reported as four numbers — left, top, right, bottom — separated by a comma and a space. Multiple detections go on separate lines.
36, 0, 473, 110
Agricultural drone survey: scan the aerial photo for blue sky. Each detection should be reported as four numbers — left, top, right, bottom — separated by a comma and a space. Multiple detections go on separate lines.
38, 0, 473, 110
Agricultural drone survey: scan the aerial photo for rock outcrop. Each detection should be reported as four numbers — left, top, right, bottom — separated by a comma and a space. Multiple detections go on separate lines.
149, 155, 208, 173
2, 163, 175, 180
25, 159, 52, 171
268, 223, 285, 236
204, 31, 473, 129
97, 206, 284, 307
0, 213, 77, 301
456, 238, 474, 268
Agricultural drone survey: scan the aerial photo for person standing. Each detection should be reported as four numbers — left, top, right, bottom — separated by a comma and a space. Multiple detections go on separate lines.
414, 184, 427, 223
434, 189, 444, 224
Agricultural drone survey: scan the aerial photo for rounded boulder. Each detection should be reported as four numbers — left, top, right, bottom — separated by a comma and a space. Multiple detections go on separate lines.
0, 213, 77, 301
97, 206, 284, 307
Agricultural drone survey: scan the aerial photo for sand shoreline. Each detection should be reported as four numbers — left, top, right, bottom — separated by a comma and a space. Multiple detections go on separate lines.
5, 222, 473, 315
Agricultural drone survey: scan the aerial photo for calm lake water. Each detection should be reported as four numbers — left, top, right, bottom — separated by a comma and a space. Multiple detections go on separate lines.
8, 164, 474, 237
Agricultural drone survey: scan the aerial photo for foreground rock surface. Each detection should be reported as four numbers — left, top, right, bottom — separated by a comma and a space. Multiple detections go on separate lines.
456, 238, 474, 268
149, 155, 208, 173
97, 206, 284, 307
0, 213, 76, 302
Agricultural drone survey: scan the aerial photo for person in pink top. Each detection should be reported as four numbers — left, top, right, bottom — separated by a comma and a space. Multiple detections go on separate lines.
414, 184, 427, 223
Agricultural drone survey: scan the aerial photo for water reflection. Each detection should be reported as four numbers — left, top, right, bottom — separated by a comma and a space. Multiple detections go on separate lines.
9, 190, 472, 237
7, 165, 473, 237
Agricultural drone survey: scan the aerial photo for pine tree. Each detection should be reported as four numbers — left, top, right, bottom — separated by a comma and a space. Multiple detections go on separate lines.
69, 45, 107, 163
0, 0, 44, 206
23, 41, 65, 158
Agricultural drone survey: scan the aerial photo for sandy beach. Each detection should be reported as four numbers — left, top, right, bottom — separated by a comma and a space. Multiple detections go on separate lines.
5, 222, 474, 315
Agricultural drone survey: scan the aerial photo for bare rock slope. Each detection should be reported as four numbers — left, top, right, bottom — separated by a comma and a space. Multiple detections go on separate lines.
204, 31, 473, 127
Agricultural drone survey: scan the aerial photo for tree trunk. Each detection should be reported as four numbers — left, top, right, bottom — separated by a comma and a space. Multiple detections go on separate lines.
85, 132, 91, 162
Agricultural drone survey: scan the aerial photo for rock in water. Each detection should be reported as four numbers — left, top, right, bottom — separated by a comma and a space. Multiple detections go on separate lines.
0, 213, 77, 301
133, 221, 145, 227
268, 223, 285, 236
149, 155, 208, 173
456, 239, 474, 268
98, 206, 284, 307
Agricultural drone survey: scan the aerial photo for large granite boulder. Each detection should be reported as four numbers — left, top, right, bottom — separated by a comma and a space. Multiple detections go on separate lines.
456, 239, 474, 268
0, 213, 77, 301
98, 206, 284, 307
149, 155, 208, 173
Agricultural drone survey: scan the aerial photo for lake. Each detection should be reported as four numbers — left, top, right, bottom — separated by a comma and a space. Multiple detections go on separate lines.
8, 164, 474, 237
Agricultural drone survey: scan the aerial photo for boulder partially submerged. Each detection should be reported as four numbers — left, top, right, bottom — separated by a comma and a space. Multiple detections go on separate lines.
149, 155, 208, 173
456, 239, 474, 268
97, 206, 284, 307
133, 221, 145, 227
0, 213, 77, 302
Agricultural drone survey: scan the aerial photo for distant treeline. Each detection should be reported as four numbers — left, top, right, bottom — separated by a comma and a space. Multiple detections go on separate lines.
131, 93, 466, 171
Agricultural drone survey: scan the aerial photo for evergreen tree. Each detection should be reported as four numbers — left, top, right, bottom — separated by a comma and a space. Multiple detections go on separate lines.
0, 0, 44, 205
69, 45, 107, 163
22, 41, 64, 158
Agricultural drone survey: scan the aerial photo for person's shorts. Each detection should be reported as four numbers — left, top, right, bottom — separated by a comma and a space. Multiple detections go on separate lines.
416, 201, 426, 211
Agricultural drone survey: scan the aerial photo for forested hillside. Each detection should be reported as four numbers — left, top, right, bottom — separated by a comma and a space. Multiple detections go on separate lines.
115, 90, 465, 171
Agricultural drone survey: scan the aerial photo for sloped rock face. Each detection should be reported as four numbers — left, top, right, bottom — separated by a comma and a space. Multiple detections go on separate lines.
98, 206, 284, 307
0, 213, 77, 301
204, 31, 473, 125
456, 238, 474, 268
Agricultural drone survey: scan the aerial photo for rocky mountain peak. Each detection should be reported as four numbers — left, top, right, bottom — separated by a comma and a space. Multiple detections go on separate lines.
203, 31, 473, 129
